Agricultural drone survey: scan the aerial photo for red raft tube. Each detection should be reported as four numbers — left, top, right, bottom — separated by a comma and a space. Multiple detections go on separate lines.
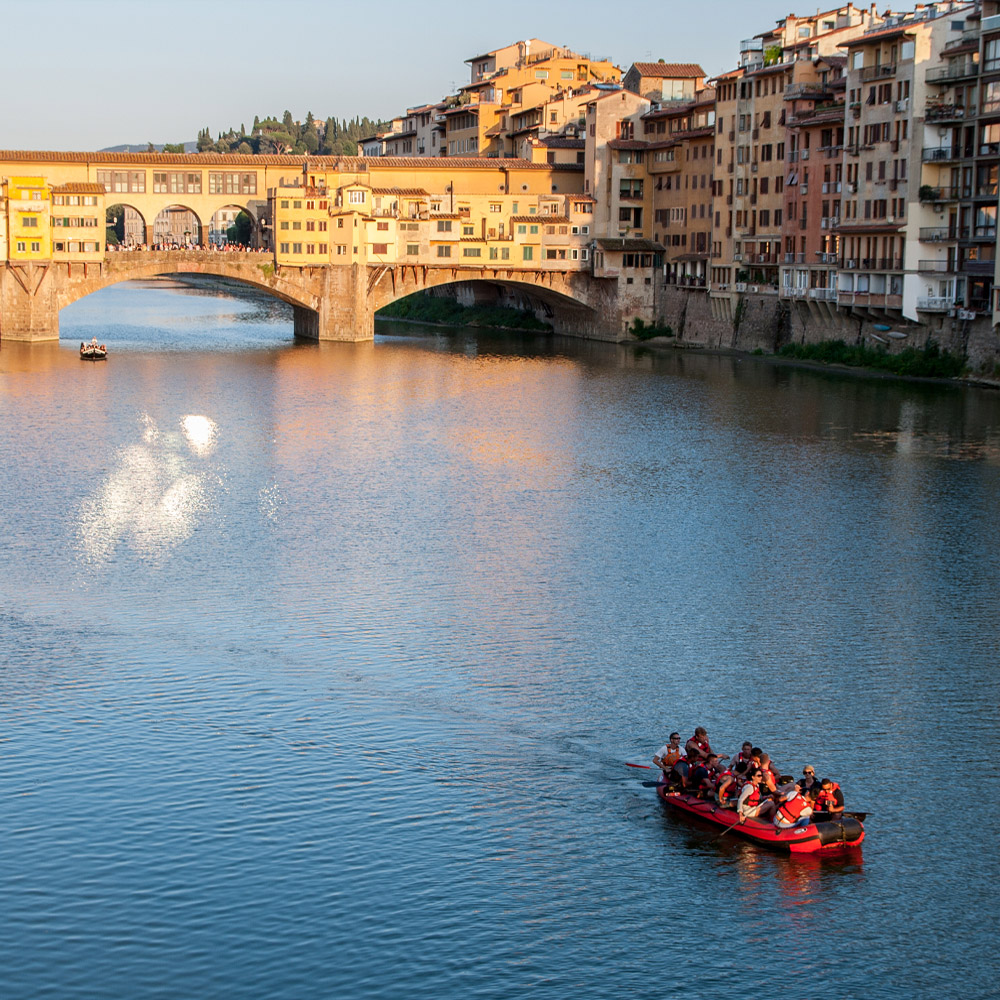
658, 788, 865, 853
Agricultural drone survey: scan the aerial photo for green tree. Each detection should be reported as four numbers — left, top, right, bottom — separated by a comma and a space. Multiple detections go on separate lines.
226, 210, 254, 245
106, 204, 125, 245
162, 142, 186, 154
197, 127, 214, 152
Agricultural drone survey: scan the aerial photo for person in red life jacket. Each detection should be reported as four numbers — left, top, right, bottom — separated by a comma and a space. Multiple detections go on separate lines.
685, 727, 712, 761
665, 750, 699, 793
652, 733, 683, 779
757, 752, 779, 793
736, 770, 776, 821
774, 784, 815, 831
814, 778, 845, 818
713, 760, 735, 807
690, 753, 724, 798
730, 741, 754, 774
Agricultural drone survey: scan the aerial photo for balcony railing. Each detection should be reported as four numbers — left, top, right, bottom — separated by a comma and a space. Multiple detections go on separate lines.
919, 227, 962, 242
916, 296, 958, 311
816, 252, 839, 264
780, 286, 809, 298
808, 287, 838, 300
860, 64, 897, 82
925, 61, 979, 84
918, 260, 955, 272
918, 185, 960, 202
783, 252, 806, 263
925, 104, 968, 122
964, 259, 996, 274
821, 181, 842, 194
922, 147, 960, 162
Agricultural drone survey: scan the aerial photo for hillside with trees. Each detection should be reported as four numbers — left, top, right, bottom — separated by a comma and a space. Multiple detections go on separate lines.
192, 112, 390, 157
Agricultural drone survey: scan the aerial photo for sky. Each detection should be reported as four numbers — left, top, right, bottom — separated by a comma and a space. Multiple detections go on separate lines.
2, 0, 810, 151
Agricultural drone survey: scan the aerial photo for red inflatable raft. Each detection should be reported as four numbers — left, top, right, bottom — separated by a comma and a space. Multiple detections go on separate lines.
658, 787, 865, 853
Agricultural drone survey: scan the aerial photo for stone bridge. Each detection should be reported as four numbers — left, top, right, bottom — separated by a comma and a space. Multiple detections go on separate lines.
1, 251, 629, 343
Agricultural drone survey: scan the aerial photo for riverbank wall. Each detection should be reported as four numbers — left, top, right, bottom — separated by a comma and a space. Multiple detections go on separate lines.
651, 285, 1000, 372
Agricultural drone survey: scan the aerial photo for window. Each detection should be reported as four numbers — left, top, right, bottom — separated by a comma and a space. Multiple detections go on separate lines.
306, 244, 315, 254
208, 172, 257, 195
437, 245, 451, 257
522, 246, 533, 261
280, 242, 290, 254
292, 243, 303, 253
153, 173, 169, 194
463, 247, 481, 257
501, 247, 510, 260
377, 222, 389, 231
373, 243, 388, 254
436, 220, 453, 232
280, 221, 289, 230
348, 190, 365, 204
319, 243, 327, 254
463, 225, 475, 236
306, 221, 315, 232
292, 221, 301, 230
22, 216, 38, 228
406, 244, 419, 255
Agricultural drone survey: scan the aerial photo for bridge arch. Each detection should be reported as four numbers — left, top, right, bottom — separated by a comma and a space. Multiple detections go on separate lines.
53, 252, 324, 329
153, 205, 204, 247
368, 265, 616, 339
104, 203, 147, 248
207, 204, 259, 247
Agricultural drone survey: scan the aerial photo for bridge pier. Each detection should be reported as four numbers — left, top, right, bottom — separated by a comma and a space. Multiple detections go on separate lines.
292, 262, 373, 342
1, 263, 60, 342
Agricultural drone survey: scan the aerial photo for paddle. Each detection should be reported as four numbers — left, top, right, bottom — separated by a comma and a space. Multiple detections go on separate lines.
625, 762, 652, 769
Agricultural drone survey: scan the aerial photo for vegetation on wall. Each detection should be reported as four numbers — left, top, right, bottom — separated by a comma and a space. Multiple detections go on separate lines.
776, 339, 966, 378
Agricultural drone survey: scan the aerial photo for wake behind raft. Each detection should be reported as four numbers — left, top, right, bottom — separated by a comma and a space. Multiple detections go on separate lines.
658, 787, 865, 853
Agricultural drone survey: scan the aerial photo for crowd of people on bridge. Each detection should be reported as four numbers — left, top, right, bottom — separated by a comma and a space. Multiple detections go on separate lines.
106, 242, 269, 253
653, 727, 846, 830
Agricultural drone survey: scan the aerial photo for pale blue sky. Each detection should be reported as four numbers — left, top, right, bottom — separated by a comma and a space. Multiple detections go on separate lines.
3, 0, 804, 150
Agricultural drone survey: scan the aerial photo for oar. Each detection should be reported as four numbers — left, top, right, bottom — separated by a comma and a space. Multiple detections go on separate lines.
625, 762, 652, 769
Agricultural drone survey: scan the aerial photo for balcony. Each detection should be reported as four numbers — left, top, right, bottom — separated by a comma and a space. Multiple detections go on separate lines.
919, 227, 962, 242
783, 252, 806, 263
916, 296, 958, 311
918, 185, 960, 202
964, 259, 996, 275
925, 104, 968, 123
918, 259, 956, 272
815, 252, 839, 264
925, 62, 979, 84
922, 147, 961, 163
808, 287, 838, 300
821, 181, 842, 194
861, 64, 897, 82
780, 286, 809, 298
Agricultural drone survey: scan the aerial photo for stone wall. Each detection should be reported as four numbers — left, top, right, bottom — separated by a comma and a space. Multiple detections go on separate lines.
652, 284, 1000, 371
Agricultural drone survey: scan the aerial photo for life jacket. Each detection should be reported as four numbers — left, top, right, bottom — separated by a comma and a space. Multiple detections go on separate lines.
777, 793, 809, 824
741, 785, 761, 810
661, 746, 682, 767
715, 770, 734, 802
688, 735, 710, 755
815, 782, 842, 810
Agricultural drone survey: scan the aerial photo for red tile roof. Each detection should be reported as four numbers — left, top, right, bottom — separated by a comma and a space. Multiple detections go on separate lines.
51, 182, 106, 194
630, 62, 704, 78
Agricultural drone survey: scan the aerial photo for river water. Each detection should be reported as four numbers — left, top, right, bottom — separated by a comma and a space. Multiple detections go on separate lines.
2, 278, 999, 999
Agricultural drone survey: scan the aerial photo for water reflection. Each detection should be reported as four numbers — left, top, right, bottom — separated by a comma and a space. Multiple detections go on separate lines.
77, 412, 218, 565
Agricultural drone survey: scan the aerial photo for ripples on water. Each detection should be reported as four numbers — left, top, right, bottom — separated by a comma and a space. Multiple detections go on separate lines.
2, 278, 999, 999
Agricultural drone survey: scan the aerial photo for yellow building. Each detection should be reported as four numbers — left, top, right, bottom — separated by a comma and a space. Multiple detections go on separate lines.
271, 159, 589, 271
50, 183, 105, 261
5, 176, 51, 261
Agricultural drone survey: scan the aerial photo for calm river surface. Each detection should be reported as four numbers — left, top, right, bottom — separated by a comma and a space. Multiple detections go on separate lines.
2, 278, 999, 999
